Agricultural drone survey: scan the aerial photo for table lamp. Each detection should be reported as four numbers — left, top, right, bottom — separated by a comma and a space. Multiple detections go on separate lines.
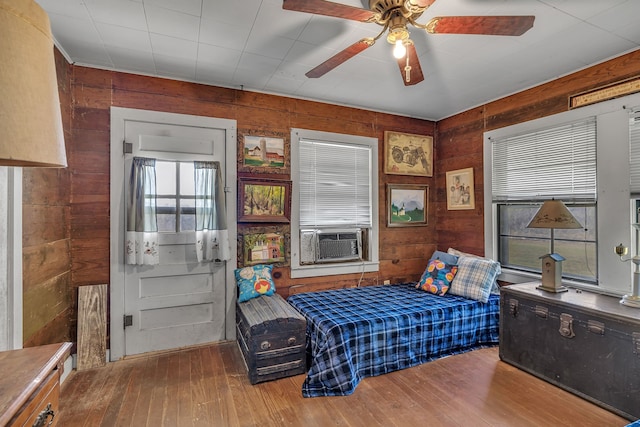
527, 199, 583, 293
614, 225, 640, 308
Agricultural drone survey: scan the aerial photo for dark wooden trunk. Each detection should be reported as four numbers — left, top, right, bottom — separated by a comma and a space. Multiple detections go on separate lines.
500, 282, 640, 420
236, 294, 306, 384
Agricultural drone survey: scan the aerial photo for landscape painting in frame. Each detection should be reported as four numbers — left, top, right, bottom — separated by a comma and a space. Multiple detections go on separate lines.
239, 226, 288, 267
239, 130, 289, 174
388, 184, 428, 227
384, 131, 433, 177
239, 179, 291, 223
446, 167, 475, 210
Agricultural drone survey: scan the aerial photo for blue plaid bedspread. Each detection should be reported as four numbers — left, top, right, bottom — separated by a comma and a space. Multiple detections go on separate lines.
287, 283, 500, 397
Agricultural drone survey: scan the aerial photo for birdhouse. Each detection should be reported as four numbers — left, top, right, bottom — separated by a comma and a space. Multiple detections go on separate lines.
538, 253, 568, 293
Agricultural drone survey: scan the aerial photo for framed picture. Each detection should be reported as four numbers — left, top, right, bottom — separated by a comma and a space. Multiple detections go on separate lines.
238, 130, 289, 174
446, 167, 475, 210
238, 225, 289, 267
238, 178, 291, 223
384, 131, 433, 177
387, 184, 428, 227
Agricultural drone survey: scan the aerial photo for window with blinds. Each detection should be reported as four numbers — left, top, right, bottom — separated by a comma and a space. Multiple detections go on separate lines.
299, 139, 372, 228
490, 117, 598, 283
629, 109, 640, 196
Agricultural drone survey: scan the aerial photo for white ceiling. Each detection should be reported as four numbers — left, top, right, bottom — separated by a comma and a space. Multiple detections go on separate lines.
35, 0, 640, 121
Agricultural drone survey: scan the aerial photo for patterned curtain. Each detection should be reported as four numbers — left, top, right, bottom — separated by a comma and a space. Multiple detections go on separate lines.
125, 157, 159, 265
195, 161, 230, 262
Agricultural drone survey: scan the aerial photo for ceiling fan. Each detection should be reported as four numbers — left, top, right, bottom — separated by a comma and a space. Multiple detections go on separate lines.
283, 0, 535, 86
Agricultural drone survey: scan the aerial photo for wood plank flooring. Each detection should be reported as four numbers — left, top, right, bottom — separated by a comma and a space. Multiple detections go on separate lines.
59, 342, 630, 427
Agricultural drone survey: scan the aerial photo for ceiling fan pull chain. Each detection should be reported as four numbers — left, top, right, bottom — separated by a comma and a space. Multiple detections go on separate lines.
405, 55, 411, 83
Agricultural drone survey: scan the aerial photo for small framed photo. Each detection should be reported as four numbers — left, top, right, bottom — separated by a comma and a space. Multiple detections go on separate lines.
238, 178, 291, 223
384, 131, 433, 177
238, 225, 289, 267
238, 130, 289, 174
387, 184, 428, 227
446, 167, 475, 210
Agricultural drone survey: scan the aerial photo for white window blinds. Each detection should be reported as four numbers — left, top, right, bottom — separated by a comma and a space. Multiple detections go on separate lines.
491, 117, 597, 202
299, 139, 372, 228
629, 110, 640, 196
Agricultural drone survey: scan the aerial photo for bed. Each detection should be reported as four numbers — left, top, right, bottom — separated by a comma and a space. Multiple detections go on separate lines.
288, 282, 500, 397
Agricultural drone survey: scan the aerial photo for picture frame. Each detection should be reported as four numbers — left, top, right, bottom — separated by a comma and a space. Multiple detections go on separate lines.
238, 129, 289, 174
446, 167, 475, 210
384, 131, 433, 177
387, 184, 429, 227
238, 178, 291, 223
238, 225, 289, 267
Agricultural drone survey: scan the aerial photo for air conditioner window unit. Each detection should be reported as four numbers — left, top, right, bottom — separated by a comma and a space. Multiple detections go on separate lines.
300, 228, 363, 264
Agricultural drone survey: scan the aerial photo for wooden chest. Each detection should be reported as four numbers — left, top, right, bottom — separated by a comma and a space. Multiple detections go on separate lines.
500, 283, 640, 420
236, 293, 307, 384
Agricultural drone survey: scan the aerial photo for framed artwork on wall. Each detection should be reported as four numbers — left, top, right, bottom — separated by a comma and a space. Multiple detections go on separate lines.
238, 225, 289, 267
238, 178, 291, 223
387, 184, 428, 227
384, 131, 433, 177
446, 167, 475, 210
238, 129, 289, 174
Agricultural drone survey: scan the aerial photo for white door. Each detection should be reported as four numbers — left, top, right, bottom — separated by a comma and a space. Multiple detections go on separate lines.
110, 108, 237, 359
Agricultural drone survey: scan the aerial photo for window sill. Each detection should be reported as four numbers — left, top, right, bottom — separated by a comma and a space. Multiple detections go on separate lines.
291, 260, 379, 279
499, 268, 622, 297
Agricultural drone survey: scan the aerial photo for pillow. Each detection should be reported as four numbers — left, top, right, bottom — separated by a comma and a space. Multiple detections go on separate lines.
449, 256, 501, 303
429, 250, 459, 266
416, 259, 458, 296
447, 247, 501, 294
235, 264, 276, 303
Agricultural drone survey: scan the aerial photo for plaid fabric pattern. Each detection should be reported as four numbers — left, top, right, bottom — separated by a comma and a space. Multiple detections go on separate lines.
450, 256, 501, 303
287, 283, 499, 397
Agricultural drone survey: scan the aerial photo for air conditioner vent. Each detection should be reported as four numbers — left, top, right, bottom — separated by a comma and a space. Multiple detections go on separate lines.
300, 228, 364, 264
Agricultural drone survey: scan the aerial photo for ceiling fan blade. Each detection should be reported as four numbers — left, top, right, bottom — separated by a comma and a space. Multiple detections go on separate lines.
306, 38, 374, 78
426, 16, 535, 36
283, 0, 376, 22
396, 42, 424, 86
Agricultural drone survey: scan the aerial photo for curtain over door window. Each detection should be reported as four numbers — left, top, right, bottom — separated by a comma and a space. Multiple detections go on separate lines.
195, 161, 230, 262
126, 157, 159, 265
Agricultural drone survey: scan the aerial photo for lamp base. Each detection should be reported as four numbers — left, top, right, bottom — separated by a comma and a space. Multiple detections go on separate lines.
536, 284, 569, 293
620, 294, 640, 308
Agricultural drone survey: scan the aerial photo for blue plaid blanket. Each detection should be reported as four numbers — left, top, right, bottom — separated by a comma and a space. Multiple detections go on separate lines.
287, 283, 500, 397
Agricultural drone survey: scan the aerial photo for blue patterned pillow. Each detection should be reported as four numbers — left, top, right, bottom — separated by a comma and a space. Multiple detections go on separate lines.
449, 256, 501, 303
235, 264, 276, 303
429, 250, 459, 266
416, 259, 458, 296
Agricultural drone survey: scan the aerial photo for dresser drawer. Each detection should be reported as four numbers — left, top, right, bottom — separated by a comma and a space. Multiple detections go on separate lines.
9, 369, 60, 427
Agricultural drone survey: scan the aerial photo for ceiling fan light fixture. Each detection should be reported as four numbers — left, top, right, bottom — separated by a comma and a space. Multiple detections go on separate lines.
393, 39, 406, 58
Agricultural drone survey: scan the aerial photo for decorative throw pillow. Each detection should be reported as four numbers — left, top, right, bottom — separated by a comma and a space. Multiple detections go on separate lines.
429, 250, 459, 266
449, 256, 501, 303
416, 259, 458, 296
447, 247, 501, 294
235, 264, 276, 303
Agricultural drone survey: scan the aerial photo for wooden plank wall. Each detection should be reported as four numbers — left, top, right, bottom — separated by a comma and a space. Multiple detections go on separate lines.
21, 49, 73, 347
435, 49, 640, 256
22, 47, 640, 349
67, 65, 437, 337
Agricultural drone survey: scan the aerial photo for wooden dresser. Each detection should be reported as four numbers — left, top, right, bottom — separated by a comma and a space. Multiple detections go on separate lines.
0, 342, 72, 427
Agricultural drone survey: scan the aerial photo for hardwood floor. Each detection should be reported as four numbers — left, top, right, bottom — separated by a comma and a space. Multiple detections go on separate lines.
59, 342, 629, 427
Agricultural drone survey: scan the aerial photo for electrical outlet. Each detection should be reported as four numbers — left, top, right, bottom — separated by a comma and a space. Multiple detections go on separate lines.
383, 279, 391, 285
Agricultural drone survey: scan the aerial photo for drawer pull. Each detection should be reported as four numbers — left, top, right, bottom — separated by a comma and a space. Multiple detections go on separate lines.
33, 403, 55, 427
288, 337, 297, 346
260, 340, 271, 350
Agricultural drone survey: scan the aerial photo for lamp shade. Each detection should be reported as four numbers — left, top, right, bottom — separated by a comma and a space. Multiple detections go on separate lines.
527, 199, 583, 229
0, 0, 67, 167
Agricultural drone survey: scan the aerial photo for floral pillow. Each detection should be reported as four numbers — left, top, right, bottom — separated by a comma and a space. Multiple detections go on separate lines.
416, 259, 458, 296
235, 264, 276, 303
